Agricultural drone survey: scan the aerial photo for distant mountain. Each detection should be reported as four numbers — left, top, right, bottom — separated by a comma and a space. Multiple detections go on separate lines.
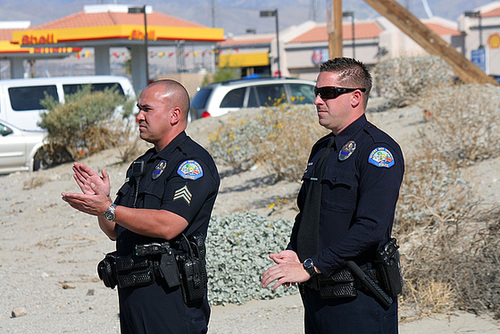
0, 0, 495, 35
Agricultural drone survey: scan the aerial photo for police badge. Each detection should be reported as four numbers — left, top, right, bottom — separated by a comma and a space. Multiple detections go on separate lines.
339, 141, 356, 161
152, 160, 167, 179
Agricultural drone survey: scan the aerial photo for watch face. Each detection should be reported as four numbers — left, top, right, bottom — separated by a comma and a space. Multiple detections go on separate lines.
104, 205, 115, 221
304, 258, 313, 268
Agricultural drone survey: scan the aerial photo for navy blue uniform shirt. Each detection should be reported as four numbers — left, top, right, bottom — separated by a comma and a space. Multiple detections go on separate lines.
111, 131, 219, 334
114, 131, 220, 255
289, 114, 404, 277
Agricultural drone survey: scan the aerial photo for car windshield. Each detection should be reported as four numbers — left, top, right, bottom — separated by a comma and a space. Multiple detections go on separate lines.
191, 87, 213, 110
289, 83, 315, 104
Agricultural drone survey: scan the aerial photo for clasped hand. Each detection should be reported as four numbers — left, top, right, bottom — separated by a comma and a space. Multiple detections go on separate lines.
61, 162, 112, 216
261, 250, 310, 290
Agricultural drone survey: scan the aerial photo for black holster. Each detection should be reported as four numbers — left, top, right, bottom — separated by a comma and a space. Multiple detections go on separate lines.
374, 238, 404, 297
175, 232, 208, 305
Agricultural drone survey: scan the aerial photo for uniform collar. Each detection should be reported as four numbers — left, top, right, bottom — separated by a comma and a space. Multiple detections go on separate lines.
333, 114, 367, 150
147, 131, 188, 161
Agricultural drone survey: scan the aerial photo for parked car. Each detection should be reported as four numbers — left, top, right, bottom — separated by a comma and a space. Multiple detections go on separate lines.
0, 75, 135, 132
0, 120, 46, 174
190, 77, 316, 119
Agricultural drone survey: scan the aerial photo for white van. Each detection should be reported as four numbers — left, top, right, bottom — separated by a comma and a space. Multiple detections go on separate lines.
0, 75, 135, 131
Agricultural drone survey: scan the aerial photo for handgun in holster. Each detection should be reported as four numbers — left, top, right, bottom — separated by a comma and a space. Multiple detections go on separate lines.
176, 232, 208, 305
135, 241, 181, 288
374, 237, 403, 297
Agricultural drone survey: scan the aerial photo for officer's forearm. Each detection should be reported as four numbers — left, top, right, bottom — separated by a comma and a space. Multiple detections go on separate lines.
113, 205, 188, 240
98, 215, 117, 241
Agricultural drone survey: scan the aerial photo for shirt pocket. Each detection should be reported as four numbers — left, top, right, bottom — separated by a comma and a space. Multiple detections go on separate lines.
116, 182, 133, 206
321, 168, 357, 213
140, 183, 163, 209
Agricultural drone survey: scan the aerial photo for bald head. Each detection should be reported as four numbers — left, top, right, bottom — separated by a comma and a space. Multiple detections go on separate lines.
146, 79, 190, 122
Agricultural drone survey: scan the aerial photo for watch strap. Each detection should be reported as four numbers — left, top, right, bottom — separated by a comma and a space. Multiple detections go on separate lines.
303, 258, 318, 277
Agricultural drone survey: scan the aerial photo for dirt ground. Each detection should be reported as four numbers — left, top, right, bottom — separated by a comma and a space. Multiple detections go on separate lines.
0, 102, 499, 333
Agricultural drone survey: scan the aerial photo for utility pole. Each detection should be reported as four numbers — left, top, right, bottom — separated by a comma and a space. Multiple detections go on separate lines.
328, 0, 343, 59
364, 0, 497, 85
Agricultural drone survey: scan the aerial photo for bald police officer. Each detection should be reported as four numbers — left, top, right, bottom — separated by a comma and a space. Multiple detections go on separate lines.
62, 79, 220, 333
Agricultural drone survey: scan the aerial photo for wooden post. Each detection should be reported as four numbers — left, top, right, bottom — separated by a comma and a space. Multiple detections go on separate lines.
364, 0, 498, 85
328, 0, 344, 59
333, 0, 343, 58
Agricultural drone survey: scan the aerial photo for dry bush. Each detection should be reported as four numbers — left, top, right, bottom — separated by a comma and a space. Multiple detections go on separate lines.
394, 80, 500, 319
208, 104, 327, 181
399, 208, 500, 319
394, 153, 476, 235
400, 278, 456, 321
372, 56, 454, 108
417, 84, 500, 166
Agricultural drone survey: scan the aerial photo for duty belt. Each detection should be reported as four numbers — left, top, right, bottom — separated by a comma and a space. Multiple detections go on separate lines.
301, 267, 379, 299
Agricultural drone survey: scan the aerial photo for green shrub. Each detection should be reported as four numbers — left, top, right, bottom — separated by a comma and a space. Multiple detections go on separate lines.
202, 66, 240, 86
38, 85, 136, 161
206, 212, 296, 305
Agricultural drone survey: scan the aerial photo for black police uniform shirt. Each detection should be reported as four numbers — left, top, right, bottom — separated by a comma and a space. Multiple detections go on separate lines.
289, 114, 404, 278
113, 131, 220, 256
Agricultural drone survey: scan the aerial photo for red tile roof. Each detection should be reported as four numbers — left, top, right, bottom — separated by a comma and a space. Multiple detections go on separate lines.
425, 23, 461, 36
289, 22, 383, 44
34, 10, 205, 30
218, 36, 274, 47
481, 7, 500, 18
0, 26, 34, 40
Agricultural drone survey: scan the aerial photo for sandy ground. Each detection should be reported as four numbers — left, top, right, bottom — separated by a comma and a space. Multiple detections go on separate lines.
0, 103, 499, 333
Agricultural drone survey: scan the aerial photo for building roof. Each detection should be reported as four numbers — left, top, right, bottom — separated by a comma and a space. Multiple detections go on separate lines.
35, 10, 204, 30
481, 6, 500, 18
288, 22, 383, 44
218, 35, 274, 48
286, 18, 461, 45
10, 5, 224, 47
424, 22, 461, 36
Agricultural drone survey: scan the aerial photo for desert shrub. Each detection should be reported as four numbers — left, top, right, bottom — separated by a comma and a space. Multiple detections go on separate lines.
416, 83, 500, 166
39, 85, 136, 162
394, 153, 476, 235
399, 207, 500, 319
208, 104, 327, 181
393, 82, 500, 319
202, 66, 240, 86
206, 212, 296, 305
372, 56, 454, 108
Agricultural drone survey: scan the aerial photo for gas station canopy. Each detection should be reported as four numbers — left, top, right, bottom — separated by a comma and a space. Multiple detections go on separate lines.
9, 4, 225, 92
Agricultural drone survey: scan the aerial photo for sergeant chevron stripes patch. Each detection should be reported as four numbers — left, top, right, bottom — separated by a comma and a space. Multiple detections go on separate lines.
173, 185, 192, 205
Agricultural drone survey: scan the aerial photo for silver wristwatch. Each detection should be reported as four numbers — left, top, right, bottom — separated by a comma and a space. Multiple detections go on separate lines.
303, 258, 318, 277
104, 203, 117, 222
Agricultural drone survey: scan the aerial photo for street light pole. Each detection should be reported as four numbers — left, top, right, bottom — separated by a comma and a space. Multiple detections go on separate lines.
343, 11, 355, 59
128, 5, 149, 84
260, 9, 281, 77
465, 11, 483, 49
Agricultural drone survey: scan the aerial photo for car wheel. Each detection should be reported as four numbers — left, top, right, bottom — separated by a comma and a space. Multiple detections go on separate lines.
33, 149, 43, 171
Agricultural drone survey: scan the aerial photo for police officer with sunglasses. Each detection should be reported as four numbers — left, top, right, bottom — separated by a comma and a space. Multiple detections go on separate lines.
262, 58, 404, 333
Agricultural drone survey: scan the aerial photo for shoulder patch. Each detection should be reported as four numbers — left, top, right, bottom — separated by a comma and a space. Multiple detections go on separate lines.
177, 160, 204, 180
368, 147, 395, 168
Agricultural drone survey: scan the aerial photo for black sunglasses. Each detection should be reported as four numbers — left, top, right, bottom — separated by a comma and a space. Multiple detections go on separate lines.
314, 86, 367, 100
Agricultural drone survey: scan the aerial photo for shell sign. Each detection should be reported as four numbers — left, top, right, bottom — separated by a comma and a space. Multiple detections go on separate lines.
488, 33, 500, 49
